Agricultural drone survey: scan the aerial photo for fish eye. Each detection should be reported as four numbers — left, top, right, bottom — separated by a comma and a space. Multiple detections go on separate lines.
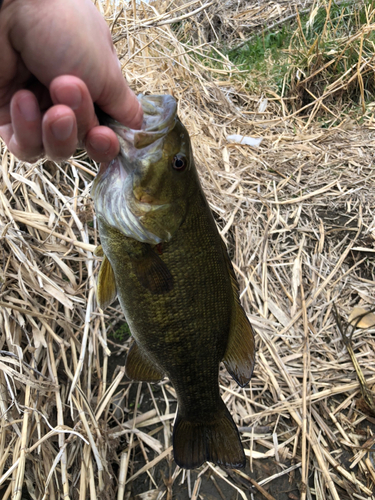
172, 155, 187, 171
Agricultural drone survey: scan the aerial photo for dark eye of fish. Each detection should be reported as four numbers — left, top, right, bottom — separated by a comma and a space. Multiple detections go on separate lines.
172, 155, 186, 171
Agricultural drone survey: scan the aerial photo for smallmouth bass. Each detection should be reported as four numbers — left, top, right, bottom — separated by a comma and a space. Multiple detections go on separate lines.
92, 95, 255, 469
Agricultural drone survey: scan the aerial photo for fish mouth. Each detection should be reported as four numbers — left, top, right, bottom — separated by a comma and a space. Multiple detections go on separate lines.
136, 193, 157, 204
97, 94, 177, 159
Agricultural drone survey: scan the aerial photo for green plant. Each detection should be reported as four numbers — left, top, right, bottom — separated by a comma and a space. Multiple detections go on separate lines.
227, 26, 293, 92
110, 322, 131, 341
226, 0, 375, 119
284, 0, 375, 117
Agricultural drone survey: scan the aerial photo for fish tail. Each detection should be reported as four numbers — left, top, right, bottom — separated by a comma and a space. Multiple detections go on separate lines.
173, 405, 246, 469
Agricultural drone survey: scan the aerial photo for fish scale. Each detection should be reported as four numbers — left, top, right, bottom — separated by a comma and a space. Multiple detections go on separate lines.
92, 94, 256, 469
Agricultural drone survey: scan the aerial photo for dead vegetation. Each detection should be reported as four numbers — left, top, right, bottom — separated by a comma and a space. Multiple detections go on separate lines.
0, 1, 375, 499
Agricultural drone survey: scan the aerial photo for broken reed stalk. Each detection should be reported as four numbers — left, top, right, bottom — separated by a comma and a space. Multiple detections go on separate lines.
333, 305, 375, 416
300, 251, 309, 500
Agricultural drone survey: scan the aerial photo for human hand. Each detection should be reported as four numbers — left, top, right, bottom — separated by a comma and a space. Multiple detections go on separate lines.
0, 0, 143, 163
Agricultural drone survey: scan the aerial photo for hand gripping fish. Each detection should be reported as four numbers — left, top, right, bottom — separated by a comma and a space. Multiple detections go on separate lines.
91, 95, 255, 469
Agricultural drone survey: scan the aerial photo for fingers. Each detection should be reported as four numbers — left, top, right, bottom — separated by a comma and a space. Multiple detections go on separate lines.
95, 55, 143, 130
3, 77, 119, 162
98, 81, 143, 131
7, 90, 43, 162
50, 76, 97, 143
49, 75, 120, 162
3, 90, 77, 161
0, 0, 142, 162
2, 74, 133, 162
85, 126, 120, 163
42, 105, 77, 161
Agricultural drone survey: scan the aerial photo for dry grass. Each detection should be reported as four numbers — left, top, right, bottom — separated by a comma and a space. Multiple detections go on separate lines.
1, 1, 375, 499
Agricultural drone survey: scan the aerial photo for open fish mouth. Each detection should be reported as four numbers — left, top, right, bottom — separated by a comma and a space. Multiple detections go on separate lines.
92, 95, 178, 244
123, 94, 177, 149
96, 94, 177, 161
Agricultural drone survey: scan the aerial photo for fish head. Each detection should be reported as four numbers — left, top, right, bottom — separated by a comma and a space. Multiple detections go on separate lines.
92, 95, 196, 245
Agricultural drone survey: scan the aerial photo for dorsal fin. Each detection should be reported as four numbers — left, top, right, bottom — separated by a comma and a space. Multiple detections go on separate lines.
221, 241, 256, 387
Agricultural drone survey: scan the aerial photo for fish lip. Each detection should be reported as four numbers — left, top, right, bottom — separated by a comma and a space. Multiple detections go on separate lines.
101, 95, 177, 176
137, 195, 160, 205
136, 201, 172, 213
100, 94, 178, 151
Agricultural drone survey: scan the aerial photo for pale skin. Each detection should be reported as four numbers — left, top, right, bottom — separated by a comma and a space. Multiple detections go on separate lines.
0, 0, 143, 163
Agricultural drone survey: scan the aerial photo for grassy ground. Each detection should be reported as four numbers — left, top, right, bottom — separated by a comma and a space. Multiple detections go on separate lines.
227, 0, 375, 118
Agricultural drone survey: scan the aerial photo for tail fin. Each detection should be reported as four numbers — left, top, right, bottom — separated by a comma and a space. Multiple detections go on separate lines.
173, 406, 245, 469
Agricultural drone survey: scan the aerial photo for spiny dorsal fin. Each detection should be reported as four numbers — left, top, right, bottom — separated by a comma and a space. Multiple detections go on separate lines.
221, 241, 255, 387
131, 247, 173, 295
97, 255, 117, 310
125, 340, 164, 382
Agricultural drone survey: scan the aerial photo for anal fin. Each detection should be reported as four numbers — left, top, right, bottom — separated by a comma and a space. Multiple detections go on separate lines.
97, 255, 117, 310
125, 340, 164, 382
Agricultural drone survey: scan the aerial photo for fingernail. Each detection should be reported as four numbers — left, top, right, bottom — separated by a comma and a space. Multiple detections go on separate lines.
89, 135, 111, 153
51, 116, 74, 141
55, 84, 82, 110
18, 96, 39, 122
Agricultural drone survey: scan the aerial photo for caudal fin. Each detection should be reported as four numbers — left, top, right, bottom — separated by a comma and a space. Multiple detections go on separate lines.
173, 407, 245, 469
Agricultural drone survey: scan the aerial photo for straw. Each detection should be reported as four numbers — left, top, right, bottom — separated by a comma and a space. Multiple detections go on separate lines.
0, 0, 375, 498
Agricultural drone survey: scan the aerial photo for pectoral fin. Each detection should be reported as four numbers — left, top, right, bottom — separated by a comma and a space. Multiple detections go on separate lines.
125, 341, 164, 382
221, 241, 255, 387
94, 245, 104, 257
97, 255, 117, 309
131, 247, 173, 294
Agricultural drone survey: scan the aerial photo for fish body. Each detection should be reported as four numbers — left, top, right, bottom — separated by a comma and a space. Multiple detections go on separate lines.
92, 95, 255, 469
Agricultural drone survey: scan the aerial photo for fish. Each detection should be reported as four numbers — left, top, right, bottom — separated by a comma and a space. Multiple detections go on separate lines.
91, 94, 256, 469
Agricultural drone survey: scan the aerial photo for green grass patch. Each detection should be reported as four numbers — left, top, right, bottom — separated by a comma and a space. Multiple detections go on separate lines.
225, 0, 375, 114
110, 322, 131, 342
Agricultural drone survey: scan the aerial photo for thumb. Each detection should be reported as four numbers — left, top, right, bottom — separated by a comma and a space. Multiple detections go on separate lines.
96, 57, 143, 130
